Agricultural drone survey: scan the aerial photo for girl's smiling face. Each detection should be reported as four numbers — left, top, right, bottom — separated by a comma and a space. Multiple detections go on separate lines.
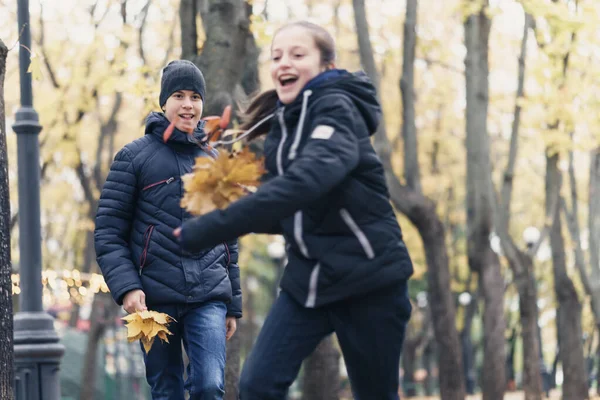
164, 90, 203, 133
270, 26, 327, 105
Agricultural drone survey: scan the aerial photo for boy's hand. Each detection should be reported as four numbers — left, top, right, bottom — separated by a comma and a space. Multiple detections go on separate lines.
123, 289, 147, 314
225, 316, 237, 341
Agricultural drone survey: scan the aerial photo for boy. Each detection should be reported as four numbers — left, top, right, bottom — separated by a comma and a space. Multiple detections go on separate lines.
94, 60, 241, 400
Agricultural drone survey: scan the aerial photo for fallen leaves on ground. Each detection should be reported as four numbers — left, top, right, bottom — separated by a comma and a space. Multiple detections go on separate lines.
122, 310, 175, 353
180, 148, 264, 215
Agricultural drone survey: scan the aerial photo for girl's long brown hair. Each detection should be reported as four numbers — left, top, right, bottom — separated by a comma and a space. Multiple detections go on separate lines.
240, 21, 336, 141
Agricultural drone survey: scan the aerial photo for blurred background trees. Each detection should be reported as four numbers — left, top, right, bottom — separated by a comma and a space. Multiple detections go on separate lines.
1, 0, 600, 398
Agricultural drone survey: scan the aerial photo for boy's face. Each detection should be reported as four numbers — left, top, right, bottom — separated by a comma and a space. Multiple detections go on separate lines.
164, 90, 203, 133
270, 26, 326, 105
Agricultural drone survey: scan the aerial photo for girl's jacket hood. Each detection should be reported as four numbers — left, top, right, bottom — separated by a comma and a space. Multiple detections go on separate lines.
282, 69, 382, 135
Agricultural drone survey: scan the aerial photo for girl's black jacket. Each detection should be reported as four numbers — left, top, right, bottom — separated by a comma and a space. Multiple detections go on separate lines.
180, 70, 413, 308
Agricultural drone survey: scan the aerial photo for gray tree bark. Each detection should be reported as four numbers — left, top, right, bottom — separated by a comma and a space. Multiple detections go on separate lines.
0, 38, 14, 400
352, 1, 466, 398
400, 0, 421, 193
194, 0, 251, 116
546, 154, 588, 399
224, 333, 241, 400
179, 2, 254, 394
79, 292, 119, 400
302, 336, 340, 400
590, 150, 600, 302
464, 3, 506, 399
493, 12, 545, 400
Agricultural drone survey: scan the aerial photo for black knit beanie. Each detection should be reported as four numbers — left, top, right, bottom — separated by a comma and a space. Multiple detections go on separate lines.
159, 60, 206, 108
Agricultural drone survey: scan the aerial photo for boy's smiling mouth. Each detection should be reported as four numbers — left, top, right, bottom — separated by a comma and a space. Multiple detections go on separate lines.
179, 113, 195, 120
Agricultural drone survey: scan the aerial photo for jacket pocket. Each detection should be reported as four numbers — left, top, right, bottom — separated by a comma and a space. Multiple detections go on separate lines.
139, 225, 155, 271
339, 209, 375, 260
142, 177, 176, 191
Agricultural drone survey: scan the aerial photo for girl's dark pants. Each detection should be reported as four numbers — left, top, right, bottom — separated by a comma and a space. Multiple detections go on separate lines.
239, 281, 411, 400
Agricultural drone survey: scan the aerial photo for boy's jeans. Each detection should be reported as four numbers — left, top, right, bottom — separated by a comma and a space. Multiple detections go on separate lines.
141, 301, 227, 400
239, 282, 411, 400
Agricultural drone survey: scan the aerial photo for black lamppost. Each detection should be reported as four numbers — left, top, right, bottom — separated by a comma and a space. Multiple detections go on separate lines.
12, 0, 64, 398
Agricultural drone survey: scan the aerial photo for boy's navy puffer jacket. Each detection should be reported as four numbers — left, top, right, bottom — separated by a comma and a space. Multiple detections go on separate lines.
94, 113, 242, 317
180, 70, 413, 308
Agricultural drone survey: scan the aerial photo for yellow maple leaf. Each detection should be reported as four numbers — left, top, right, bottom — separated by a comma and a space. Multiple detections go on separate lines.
141, 336, 155, 354
181, 148, 265, 216
121, 310, 175, 353
27, 53, 43, 81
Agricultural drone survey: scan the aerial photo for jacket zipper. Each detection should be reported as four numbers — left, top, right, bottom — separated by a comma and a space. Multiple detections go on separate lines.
339, 209, 375, 259
288, 90, 312, 160
276, 108, 288, 176
143, 177, 175, 191
139, 225, 155, 272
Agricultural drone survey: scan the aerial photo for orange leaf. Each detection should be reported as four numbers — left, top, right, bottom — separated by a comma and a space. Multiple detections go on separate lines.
163, 121, 175, 143
220, 105, 231, 129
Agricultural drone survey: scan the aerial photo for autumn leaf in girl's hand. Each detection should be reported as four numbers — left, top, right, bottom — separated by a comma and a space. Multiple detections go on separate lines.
180, 148, 265, 216
122, 310, 175, 353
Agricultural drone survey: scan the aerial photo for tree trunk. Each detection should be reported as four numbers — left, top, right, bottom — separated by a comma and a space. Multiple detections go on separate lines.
590, 150, 600, 296
195, 0, 251, 116
400, 0, 421, 192
464, 3, 506, 399
302, 336, 340, 400
402, 339, 419, 397
240, 2, 260, 96
507, 327, 518, 391
79, 292, 119, 400
546, 153, 588, 399
224, 332, 242, 400
69, 229, 95, 327
351, 1, 466, 398
422, 339, 436, 396
402, 309, 430, 397
461, 287, 478, 395
0, 38, 14, 400
513, 256, 544, 400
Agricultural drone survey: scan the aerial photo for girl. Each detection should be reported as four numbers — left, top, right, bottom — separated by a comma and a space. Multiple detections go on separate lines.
95, 60, 241, 399
177, 22, 413, 400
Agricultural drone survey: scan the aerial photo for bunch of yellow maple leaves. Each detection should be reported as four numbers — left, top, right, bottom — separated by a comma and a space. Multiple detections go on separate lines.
167, 105, 265, 216
122, 310, 175, 353
180, 149, 264, 215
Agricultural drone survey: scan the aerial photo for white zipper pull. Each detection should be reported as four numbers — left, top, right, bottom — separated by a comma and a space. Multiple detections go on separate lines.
166, 177, 175, 184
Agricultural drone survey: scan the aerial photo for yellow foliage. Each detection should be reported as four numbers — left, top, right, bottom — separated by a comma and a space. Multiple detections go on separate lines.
27, 53, 43, 81
180, 149, 265, 216
122, 310, 175, 353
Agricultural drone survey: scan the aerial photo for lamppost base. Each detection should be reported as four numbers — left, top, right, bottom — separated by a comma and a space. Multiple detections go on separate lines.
13, 312, 65, 400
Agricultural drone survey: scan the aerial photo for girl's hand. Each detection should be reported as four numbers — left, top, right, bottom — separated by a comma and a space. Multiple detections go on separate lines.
225, 317, 237, 340
173, 227, 181, 238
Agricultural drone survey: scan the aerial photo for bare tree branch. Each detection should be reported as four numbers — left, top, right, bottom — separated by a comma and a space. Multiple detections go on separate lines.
419, 57, 464, 75
38, 3, 60, 89
121, 0, 128, 23
93, 92, 122, 191
499, 13, 531, 236
138, 0, 152, 70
